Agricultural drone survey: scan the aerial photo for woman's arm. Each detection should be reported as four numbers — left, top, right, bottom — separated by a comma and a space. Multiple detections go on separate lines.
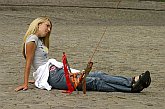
15, 42, 36, 91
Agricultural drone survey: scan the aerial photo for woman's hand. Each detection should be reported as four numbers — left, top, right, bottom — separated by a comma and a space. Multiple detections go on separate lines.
28, 80, 35, 84
15, 84, 28, 92
15, 42, 36, 92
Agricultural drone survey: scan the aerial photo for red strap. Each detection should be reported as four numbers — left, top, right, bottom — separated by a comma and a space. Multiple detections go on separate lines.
62, 53, 74, 94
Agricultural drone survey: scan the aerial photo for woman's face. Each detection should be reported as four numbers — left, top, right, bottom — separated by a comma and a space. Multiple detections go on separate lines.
36, 20, 51, 37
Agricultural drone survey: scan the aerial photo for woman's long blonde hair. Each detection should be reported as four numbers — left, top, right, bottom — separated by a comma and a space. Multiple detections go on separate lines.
23, 16, 52, 58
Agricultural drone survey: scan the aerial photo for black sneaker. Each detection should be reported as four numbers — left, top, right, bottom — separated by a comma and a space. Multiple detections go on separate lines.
131, 71, 151, 93
141, 71, 151, 88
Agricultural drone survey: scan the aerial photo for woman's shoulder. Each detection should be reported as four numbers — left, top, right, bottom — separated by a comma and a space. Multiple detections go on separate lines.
26, 34, 38, 44
26, 34, 38, 41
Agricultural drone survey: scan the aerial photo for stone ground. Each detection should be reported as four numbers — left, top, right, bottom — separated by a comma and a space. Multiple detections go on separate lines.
0, 0, 165, 109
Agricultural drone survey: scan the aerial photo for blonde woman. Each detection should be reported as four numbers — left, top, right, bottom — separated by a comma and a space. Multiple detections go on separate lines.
15, 17, 151, 92
15, 17, 52, 91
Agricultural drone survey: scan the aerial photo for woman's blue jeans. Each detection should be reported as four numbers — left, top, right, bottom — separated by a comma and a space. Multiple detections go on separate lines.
48, 66, 132, 92
84, 72, 132, 92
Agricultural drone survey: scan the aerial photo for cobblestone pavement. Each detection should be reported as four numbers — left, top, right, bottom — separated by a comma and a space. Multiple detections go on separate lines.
0, 1, 165, 109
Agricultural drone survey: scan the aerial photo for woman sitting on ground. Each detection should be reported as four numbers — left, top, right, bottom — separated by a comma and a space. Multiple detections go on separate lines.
15, 17, 151, 93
